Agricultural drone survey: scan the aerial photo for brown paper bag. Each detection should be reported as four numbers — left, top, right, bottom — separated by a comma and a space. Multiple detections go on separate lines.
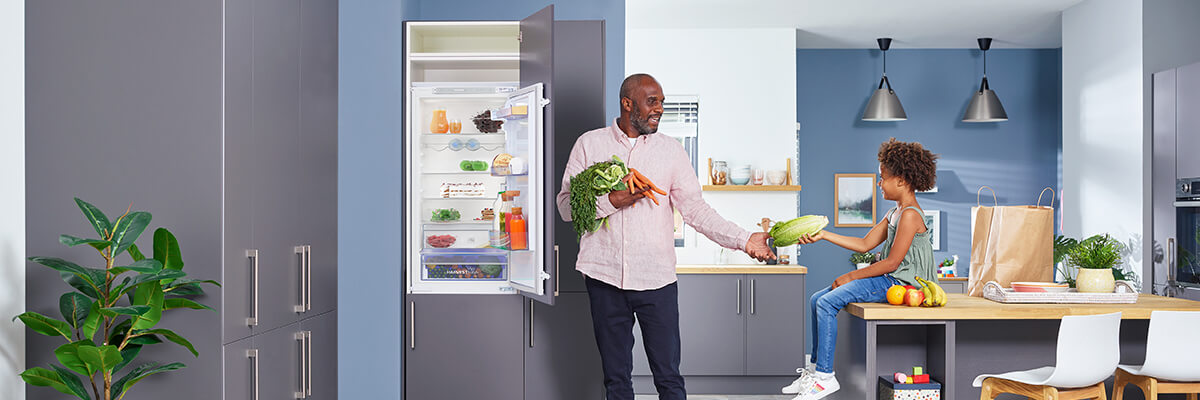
966, 187, 1056, 296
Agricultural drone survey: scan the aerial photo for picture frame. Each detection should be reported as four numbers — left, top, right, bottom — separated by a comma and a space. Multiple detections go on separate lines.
923, 210, 941, 251
834, 173, 877, 227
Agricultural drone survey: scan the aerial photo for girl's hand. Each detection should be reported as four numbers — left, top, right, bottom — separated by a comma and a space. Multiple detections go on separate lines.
795, 230, 825, 245
832, 272, 856, 289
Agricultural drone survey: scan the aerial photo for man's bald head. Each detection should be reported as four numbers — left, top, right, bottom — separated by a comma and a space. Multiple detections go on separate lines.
620, 73, 658, 101
618, 73, 664, 136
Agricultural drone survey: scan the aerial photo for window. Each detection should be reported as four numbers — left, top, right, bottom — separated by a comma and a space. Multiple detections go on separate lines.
661, 96, 699, 247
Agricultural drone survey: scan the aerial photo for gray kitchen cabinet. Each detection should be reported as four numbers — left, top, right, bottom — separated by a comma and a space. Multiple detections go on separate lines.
634, 274, 746, 376
405, 294, 525, 400
1178, 62, 1200, 179
224, 0, 258, 345
939, 280, 967, 294
524, 293, 605, 400
1153, 70, 1177, 292
299, 0, 340, 317
304, 311, 339, 399
224, 336, 257, 400
257, 322, 305, 400
745, 275, 807, 375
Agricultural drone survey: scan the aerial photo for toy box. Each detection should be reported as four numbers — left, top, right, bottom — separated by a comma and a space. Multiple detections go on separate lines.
878, 376, 941, 400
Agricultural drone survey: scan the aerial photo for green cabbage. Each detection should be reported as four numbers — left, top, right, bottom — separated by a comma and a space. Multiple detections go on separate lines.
769, 215, 829, 247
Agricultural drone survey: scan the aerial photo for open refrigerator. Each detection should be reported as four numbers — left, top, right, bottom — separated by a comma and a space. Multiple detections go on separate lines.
403, 9, 558, 305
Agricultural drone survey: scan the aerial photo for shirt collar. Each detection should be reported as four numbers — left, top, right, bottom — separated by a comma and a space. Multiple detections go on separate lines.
611, 118, 650, 144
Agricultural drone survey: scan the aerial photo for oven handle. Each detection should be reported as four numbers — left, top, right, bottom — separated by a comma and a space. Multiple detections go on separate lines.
1174, 201, 1200, 207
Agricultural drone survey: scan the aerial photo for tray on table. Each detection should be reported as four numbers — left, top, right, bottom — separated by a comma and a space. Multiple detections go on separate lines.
982, 280, 1138, 304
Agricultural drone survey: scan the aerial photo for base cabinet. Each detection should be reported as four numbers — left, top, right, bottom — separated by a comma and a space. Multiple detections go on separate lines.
222, 311, 337, 400
939, 280, 967, 294
224, 337, 256, 400
524, 293, 605, 400
745, 276, 807, 375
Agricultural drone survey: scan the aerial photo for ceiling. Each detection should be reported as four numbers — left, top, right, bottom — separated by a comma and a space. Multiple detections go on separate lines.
627, 0, 1087, 48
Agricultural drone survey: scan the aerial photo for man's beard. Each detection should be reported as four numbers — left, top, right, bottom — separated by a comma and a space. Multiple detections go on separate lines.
630, 107, 658, 135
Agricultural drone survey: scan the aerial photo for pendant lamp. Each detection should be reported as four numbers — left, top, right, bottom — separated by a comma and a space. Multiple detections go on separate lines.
863, 38, 907, 121
963, 38, 1008, 122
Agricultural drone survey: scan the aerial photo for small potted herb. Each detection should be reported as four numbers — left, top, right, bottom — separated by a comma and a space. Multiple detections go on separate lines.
1054, 235, 1080, 287
850, 252, 876, 269
1066, 234, 1123, 293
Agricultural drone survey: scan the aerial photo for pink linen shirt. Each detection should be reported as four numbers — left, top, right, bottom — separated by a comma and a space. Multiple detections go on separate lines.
556, 121, 751, 290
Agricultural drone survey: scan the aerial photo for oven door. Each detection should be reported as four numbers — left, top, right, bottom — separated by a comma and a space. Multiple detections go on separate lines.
1176, 199, 1200, 288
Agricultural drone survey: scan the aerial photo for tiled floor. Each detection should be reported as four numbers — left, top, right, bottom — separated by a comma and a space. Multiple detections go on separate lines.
630, 377, 800, 399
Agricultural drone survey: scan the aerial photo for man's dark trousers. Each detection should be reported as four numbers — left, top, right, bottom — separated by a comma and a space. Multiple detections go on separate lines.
584, 276, 685, 400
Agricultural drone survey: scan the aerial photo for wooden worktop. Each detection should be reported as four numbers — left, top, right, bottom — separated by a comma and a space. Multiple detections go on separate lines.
847, 294, 1200, 320
939, 277, 967, 281
676, 264, 807, 274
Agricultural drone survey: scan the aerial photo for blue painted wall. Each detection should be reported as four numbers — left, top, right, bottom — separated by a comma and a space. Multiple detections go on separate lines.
338, 0, 414, 399
412, 0, 624, 121
796, 49, 1062, 343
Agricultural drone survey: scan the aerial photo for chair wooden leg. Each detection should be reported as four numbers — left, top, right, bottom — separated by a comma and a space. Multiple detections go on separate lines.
1096, 382, 1108, 400
1186, 394, 1196, 400
980, 378, 997, 400
1113, 370, 1128, 400
1044, 386, 1060, 400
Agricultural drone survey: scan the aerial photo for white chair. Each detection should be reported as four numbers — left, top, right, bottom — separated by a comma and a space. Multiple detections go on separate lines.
974, 312, 1122, 400
1112, 310, 1200, 400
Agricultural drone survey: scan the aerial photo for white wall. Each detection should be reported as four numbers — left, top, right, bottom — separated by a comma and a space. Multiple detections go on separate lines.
626, 28, 798, 264
1062, 0, 1144, 283
0, 0, 24, 398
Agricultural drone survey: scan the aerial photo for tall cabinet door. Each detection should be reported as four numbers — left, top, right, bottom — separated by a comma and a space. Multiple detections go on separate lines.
745, 275, 807, 375
516, 5, 558, 305
524, 294, 604, 400
405, 294, 524, 400
298, 0, 339, 316
1153, 70, 1177, 292
253, 0, 306, 333
224, 336, 257, 400
223, 0, 257, 343
257, 321, 305, 400
1178, 62, 1200, 179
303, 311, 338, 399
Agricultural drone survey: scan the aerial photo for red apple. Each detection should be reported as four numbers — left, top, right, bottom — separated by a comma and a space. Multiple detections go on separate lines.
904, 288, 925, 307
904, 285, 916, 290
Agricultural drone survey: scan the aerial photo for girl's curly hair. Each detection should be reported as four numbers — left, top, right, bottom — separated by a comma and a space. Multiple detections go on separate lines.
878, 138, 938, 192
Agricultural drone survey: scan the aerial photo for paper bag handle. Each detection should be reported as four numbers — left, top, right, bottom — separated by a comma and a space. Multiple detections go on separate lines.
1036, 187, 1056, 208
977, 186, 997, 206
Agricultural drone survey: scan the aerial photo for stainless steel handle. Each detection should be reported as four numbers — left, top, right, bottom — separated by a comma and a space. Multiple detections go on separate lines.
554, 245, 560, 297
247, 250, 259, 326
409, 301, 415, 350
1169, 238, 1177, 282
529, 300, 535, 348
1174, 201, 1200, 207
736, 279, 742, 314
294, 331, 308, 398
294, 246, 307, 313
305, 331, 313, 396
247, 349, 259, 400
750, 279, 756, 315
305, 245, 312, 311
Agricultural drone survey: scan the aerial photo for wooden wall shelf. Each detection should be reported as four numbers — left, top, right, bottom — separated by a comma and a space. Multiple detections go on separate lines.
702, 185, 802, 192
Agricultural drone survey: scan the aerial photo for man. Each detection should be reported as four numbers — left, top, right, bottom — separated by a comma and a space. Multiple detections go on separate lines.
556, 73, 774, 400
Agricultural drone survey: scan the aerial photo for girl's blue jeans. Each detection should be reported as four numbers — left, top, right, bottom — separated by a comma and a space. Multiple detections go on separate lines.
808, 274, 899, 373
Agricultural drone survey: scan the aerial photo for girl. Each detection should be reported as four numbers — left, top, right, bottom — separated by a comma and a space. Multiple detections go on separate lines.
781, 138, 939, 400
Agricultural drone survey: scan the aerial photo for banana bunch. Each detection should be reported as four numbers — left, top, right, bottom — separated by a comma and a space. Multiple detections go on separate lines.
916, 277, 949, 307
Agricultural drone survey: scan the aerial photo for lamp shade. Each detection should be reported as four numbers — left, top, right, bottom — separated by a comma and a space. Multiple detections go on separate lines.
863, 85, 908, 121
963, 77, 1007, 122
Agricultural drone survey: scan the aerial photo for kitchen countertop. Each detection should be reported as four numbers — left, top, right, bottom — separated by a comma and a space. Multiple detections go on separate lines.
939, 277, 967, 281
848, 294, 1200, 320
676, 264, 807, 274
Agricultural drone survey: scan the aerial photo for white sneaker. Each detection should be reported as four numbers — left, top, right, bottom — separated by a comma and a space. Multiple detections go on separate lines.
780, 366, 815, 394
790, 373, 840, 400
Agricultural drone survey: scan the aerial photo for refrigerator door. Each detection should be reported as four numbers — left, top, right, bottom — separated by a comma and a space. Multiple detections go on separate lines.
512, 5, 557, 305
500, 83, 553, 303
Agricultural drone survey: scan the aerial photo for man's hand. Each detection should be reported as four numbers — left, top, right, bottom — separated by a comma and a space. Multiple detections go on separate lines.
745, 232, 776, 262
832, 271, 856, 289
608, 178, 650, 209
795, 230, 825, 245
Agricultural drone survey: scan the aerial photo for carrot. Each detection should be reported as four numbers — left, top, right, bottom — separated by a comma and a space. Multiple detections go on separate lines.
631, 169, 667, 195
645, 190, 660, 205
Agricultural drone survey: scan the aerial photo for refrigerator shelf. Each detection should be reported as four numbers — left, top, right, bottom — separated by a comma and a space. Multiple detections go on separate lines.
422, 196, 493, 200
421, 170, 497, 175
490, 105, 529, 120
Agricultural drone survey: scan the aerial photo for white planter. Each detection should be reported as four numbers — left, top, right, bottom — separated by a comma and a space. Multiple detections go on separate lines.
1076, 268, 1115, 293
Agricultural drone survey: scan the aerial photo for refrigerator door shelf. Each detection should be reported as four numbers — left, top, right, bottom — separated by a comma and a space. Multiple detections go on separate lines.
500, 83, 549, 298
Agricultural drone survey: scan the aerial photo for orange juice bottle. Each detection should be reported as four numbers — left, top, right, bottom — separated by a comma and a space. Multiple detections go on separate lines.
509, 207, 527, 250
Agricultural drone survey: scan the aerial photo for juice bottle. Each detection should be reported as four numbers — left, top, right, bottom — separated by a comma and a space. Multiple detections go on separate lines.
509, 207, 527, 250
490, 191, 507, 249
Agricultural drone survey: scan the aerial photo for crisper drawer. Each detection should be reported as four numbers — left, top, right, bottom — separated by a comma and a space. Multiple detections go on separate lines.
422, 223, 493, 249
420, 248, 508, 282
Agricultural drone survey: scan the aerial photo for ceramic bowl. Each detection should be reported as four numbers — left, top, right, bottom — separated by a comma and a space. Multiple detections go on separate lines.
730, 176, 751, 185
766, 170, 787, 185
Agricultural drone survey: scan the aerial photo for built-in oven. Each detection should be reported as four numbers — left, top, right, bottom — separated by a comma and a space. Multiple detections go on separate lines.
1173, 177, 1200, 289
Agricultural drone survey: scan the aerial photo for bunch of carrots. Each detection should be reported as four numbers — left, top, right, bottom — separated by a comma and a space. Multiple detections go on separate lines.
623, 168, 668, 206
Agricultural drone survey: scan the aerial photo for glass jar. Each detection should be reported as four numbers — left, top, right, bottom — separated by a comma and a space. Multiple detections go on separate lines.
711, 161, 729, 185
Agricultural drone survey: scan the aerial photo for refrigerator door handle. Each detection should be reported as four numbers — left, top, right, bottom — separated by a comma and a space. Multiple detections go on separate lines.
247, 349, 259, 400
294, 246, 307, 313
554, 245, 560, 297
409, 301, 416, 350
295, 332, 307, 399
246, 250, 259, 326
529, 299, 535, 348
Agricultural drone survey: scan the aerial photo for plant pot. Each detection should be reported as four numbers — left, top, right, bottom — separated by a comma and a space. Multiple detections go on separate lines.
1075, 268, 1115, 293
855, 263, 870, 270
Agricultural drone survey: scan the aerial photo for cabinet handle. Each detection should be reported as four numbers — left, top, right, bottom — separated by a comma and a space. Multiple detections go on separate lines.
750, 279, 756, 315
305, 331, 313, 396
294, 246, 307, 313
529, 299, 535, 348
409, 301, 415, 350
295, 332, 307, 399
554, 245, 560, 297
1168, 237, 1177, 295
247, 349, 259, 400
246, 250, 259, 326
736, 279, 742, 315
305, 245, 312, 311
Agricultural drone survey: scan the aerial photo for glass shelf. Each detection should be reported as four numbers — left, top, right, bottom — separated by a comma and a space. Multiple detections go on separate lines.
422, 171, 497, 175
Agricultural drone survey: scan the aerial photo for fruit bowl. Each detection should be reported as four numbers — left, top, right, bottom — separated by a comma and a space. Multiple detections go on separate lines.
1011, 282, 1070, 293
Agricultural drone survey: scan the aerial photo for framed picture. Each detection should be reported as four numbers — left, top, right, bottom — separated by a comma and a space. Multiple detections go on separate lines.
923, 210, 941, 251
834, 173, 877, 227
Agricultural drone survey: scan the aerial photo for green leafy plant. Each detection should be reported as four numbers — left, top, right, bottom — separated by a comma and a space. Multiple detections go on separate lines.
16, 198, 220, 400
1054, 235, 1081, 287
849, 252, 876, 265
1067, 234, 1124, 269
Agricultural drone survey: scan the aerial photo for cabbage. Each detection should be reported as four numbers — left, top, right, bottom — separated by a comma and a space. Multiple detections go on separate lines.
770, 215, 829, 247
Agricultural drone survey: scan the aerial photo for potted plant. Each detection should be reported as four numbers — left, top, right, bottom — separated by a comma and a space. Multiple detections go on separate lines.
1066, 234, 1123, 293
1054, 235, 1080, 287
850, 252, 876, 269
16, 198, 219, 400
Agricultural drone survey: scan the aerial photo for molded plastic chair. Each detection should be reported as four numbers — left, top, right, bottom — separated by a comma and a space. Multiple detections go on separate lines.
1112, 310, 1200, 400
974, 312, 1122, 400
